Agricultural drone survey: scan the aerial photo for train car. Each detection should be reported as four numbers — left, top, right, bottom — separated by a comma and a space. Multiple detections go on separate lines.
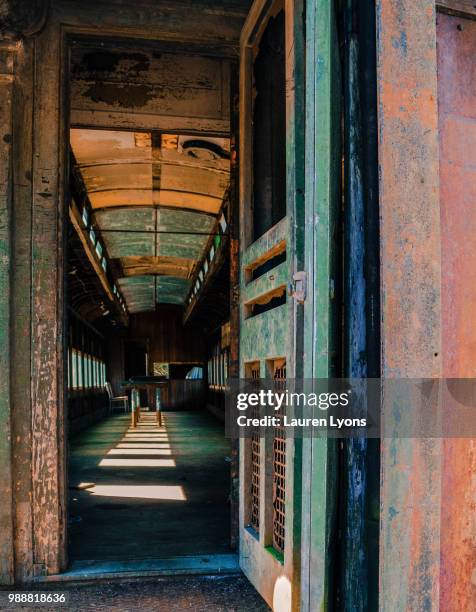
0, 1, 474, 610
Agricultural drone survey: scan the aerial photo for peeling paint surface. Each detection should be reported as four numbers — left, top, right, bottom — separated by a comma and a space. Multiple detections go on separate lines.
377, 1, 443, 610
438, 13, 476, 611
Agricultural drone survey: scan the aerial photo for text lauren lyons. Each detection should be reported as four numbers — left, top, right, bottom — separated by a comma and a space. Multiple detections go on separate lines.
236, 415, 367, 428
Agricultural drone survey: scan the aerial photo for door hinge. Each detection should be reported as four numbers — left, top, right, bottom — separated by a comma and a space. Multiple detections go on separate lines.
289, 271, 307, 303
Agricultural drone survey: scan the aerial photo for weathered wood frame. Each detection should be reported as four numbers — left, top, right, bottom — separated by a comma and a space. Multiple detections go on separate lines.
0, 39, 16, 584
436, 0, 476, 18
0, 0, 248, 584
300, 0, 341, 610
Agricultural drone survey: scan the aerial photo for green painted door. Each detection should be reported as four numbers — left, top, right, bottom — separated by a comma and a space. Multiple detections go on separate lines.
238, 1, 305, 610
300, 0, 341, 610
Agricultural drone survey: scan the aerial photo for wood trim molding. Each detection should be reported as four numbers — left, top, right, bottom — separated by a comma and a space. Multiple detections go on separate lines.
0, 0, 50, 40
437, 0, 476, 18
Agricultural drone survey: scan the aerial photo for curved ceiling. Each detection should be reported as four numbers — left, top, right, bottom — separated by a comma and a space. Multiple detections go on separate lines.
70, 128, 230, 313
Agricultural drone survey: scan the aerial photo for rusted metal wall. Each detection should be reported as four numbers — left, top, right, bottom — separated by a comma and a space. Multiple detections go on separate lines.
376, 0, 443, 609
437, 12, 476, 611
378, 2, 476, 611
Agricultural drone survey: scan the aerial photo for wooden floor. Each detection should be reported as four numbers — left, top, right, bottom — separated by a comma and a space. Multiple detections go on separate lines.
68, 410, 231, 563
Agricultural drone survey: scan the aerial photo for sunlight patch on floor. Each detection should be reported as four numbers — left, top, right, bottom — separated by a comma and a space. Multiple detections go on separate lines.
124, 433, 169, 438
88, 484, 186, 501
107, 448, 172, 456
116, 443, 171, 449
99, 458, 176, 467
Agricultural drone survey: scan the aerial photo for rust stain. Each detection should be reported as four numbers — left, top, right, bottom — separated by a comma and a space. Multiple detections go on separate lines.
438, 13, 476, 612
73, 51, 150, 75
377, 0, 442, 610
83, 83, 156, 108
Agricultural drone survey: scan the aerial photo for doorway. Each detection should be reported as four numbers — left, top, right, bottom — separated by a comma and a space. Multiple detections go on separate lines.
64, 38, 237, 574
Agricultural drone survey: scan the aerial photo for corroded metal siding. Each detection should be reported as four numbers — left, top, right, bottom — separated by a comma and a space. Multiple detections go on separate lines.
437, 12, 476, 611
377, 0, 443, 610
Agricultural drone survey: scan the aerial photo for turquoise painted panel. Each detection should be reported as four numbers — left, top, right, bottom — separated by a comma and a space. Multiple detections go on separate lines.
241, 216, 288, 269
95, 208, 154, 258
240, 304, 289, 364
95, 206, 215, 261
157, 233, 209, 260
241, 261, 288, 305
156, 276, 191, 304
156, 208, 215, 233
118, 275, 155, 312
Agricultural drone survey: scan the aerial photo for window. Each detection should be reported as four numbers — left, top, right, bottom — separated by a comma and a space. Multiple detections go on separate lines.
219, 213, 227, 233
252, 10, 286, 241
207, 342, 228, 390
68, 349, 106, 391
186, 366, 203, 380
82, 207, 89, 227
153, 362, 169, 378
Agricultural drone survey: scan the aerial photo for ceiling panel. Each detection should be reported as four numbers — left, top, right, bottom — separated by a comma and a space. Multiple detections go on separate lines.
157, 233, 209, 261
90, 189, 153, 208
156, 208, 215, 233
156, 277, 192, 305
70, 127, 230, 311
80, 163, 152, 193
118, 276, 155, 313
119, 256, 195, 278
153, 191, 222, 214
159, 164, 229, 198
94, 208, 154, 258
71, 129, 151, 164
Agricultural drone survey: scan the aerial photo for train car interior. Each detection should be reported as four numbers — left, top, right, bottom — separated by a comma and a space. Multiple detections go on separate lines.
65, 40, 236, 571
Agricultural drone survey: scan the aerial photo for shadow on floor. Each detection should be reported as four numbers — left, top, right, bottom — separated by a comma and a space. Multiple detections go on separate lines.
68, 410, 231, 561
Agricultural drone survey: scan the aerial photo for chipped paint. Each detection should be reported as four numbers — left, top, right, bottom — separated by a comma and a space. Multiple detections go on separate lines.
377, 1, 443, 610
438, 12, 476, 611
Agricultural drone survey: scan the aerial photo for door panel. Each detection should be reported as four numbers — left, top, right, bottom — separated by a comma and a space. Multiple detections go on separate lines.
238, 1, 302, 609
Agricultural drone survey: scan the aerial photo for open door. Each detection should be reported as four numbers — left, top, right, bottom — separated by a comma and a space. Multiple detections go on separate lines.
238, 1, 305, 609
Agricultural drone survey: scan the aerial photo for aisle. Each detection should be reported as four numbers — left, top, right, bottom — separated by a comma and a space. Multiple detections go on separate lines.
68, 410, 231, 561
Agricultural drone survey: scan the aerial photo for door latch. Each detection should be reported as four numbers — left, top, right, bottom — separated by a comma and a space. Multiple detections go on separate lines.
289, 271, 307, 303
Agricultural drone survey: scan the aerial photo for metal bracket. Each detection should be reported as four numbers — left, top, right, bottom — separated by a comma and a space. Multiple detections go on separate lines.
289, 271, 307, 303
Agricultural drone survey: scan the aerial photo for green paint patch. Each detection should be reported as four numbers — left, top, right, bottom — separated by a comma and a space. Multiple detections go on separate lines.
264, 546, 284, 565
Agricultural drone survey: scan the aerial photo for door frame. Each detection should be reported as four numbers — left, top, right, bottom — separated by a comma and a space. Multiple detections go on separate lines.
300, 0, 341, 610
5, 3, 245, 581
